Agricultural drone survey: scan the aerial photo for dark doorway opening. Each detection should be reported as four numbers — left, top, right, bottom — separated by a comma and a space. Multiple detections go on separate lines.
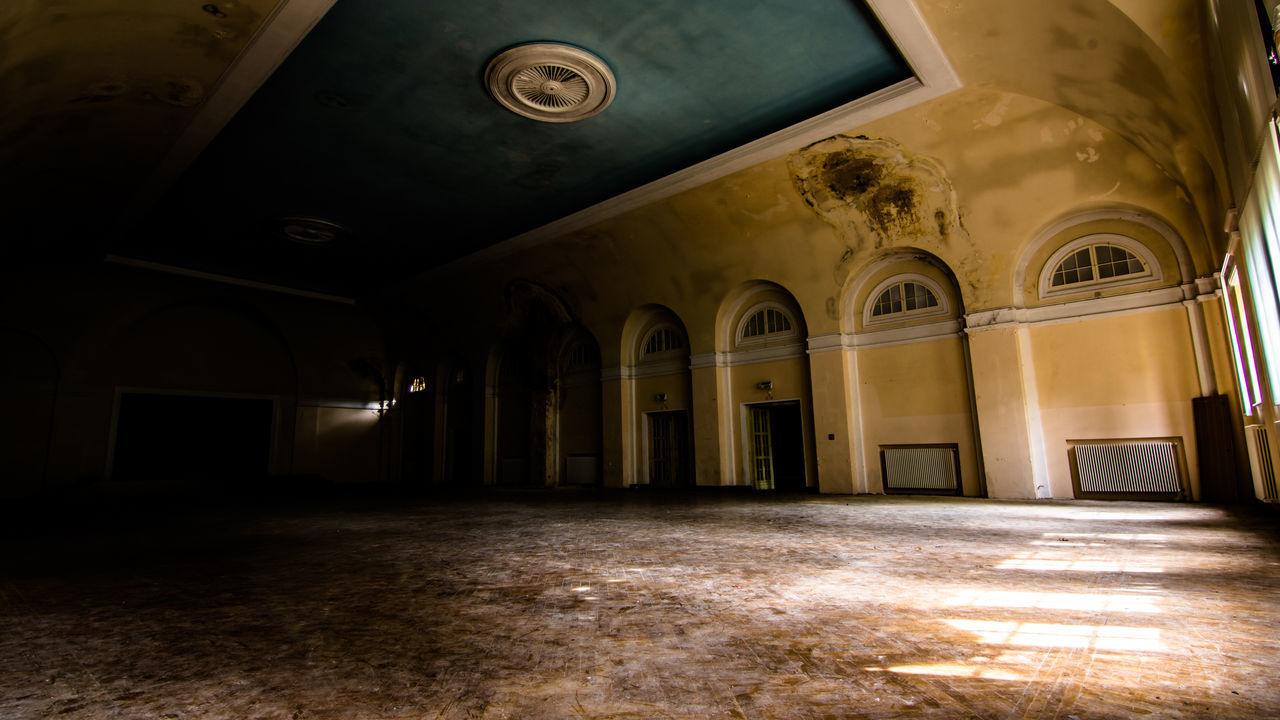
111, 392, 273, 485
443, 367, 473, 485
748, 402, 807, 491
648, 410, 692, 487
497, 346, 532, 485
399, 381, 434, 488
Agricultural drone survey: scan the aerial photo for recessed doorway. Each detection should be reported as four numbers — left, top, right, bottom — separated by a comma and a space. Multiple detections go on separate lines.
648, 410, 691, 487
747, 401, 807, 491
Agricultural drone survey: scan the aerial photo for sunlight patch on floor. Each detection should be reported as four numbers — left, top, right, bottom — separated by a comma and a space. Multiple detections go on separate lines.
944, 619, 1166, 652
943, 590, 1161, 613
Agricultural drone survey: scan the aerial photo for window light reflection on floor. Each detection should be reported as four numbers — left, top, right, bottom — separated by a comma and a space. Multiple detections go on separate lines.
997, 552, 1164, 573
944, 619, 1165, 652
943, 590, 1161, 613
865, 662, 1026, 681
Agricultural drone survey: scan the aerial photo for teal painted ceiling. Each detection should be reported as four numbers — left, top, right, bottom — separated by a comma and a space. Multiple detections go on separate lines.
127, 0, 911, 294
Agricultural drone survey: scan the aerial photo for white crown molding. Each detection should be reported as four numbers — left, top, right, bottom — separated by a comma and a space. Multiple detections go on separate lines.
966, 285, 1191, 333
602, 358, 691, 381
809, 319, 963, 354
689, 343, 808, 369
808, 334, 845, 354
852, 319, 963, 349
426, 0, 961, 277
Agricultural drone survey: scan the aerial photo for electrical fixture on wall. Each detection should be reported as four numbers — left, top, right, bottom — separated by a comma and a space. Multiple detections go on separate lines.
653, 393, 668, 402
485, 43, 616, 123
757, 381, 773, 391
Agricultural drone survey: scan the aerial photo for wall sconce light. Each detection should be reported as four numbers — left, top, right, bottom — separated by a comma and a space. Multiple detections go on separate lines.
653, 392, 668, 402
757, 380, 773, 391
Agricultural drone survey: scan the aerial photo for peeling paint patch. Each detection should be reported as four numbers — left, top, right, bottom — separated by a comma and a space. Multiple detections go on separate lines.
974, 94, 1013, 129
1075, 147, 1100, 163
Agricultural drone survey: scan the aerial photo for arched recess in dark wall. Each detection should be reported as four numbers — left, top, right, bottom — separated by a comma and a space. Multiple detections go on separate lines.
0, 328, 59, 498
491, 279, 601, 487
102, 300, 299, 488
557, 327, 603, 486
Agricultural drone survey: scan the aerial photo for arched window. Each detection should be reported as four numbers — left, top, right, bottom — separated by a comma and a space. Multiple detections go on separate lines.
1038, 234, 1160, 300
640, 325, 685, 360
565, 342, 590, 370
861, 274, 950, 328
1050, 243, 1147, 288
871, 281, 938, 318
740, 307, 794, 340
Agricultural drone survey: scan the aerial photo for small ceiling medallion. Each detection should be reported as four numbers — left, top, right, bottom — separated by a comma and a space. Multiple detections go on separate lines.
278, 216, 347, 245
485, 43, 615, 123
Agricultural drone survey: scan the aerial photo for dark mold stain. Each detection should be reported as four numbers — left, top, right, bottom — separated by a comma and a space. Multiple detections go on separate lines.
819, 151, 883, 202
866, 179, 919, 231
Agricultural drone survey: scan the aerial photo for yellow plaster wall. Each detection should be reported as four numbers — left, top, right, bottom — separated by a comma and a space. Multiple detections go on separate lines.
1031, 308, 1201, 497
807, 349, 856, 494
967, 328, 1039, 499
691, 366, 726, 485
855, 337, 979, 495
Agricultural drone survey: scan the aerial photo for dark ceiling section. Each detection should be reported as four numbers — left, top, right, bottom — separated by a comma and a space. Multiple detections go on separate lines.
126, 0, 910, 295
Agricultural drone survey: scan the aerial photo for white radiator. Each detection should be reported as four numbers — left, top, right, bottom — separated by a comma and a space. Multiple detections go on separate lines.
883, 446, 958, 491
565, 455, 599, 486
1073, 440, 1181, 494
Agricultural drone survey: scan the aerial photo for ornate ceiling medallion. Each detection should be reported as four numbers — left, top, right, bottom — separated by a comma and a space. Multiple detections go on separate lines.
485, 43, 615, 123
277, 216, 347, 245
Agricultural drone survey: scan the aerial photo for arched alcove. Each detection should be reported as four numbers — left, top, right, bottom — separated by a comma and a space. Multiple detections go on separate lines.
557, 328, 604, 486
713, 281, 816, 491
620, 304, 695, 488
843, 250, 980, 496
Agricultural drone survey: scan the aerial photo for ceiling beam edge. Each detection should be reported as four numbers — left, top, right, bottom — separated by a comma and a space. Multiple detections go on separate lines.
120, 0, 340, 224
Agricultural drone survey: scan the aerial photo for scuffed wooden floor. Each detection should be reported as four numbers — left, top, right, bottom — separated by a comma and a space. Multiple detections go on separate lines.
1, 491, 1278, 719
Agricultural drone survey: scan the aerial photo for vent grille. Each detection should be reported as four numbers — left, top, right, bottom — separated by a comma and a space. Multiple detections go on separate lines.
1250, 426, 1279, 500
1069, 439, 1184, 499
565, 455, 599, 486
881, 445, 960, 494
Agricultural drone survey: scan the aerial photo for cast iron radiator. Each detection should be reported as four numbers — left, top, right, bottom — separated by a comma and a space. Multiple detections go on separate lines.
881, 445, 960, 494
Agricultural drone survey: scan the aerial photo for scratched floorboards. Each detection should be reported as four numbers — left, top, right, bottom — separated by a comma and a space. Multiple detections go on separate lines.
0, 491, 1277, 719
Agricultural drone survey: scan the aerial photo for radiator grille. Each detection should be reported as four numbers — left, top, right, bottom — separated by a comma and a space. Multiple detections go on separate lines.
882, 445, 959, 493
1070, 440, 1182, 496
1250, 426, 1279, 500
564, 455, 599, 486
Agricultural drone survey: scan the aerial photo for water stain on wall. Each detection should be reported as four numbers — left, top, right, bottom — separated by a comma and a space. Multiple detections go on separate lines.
789, 135, 969, 251
789, 135, 982, 297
